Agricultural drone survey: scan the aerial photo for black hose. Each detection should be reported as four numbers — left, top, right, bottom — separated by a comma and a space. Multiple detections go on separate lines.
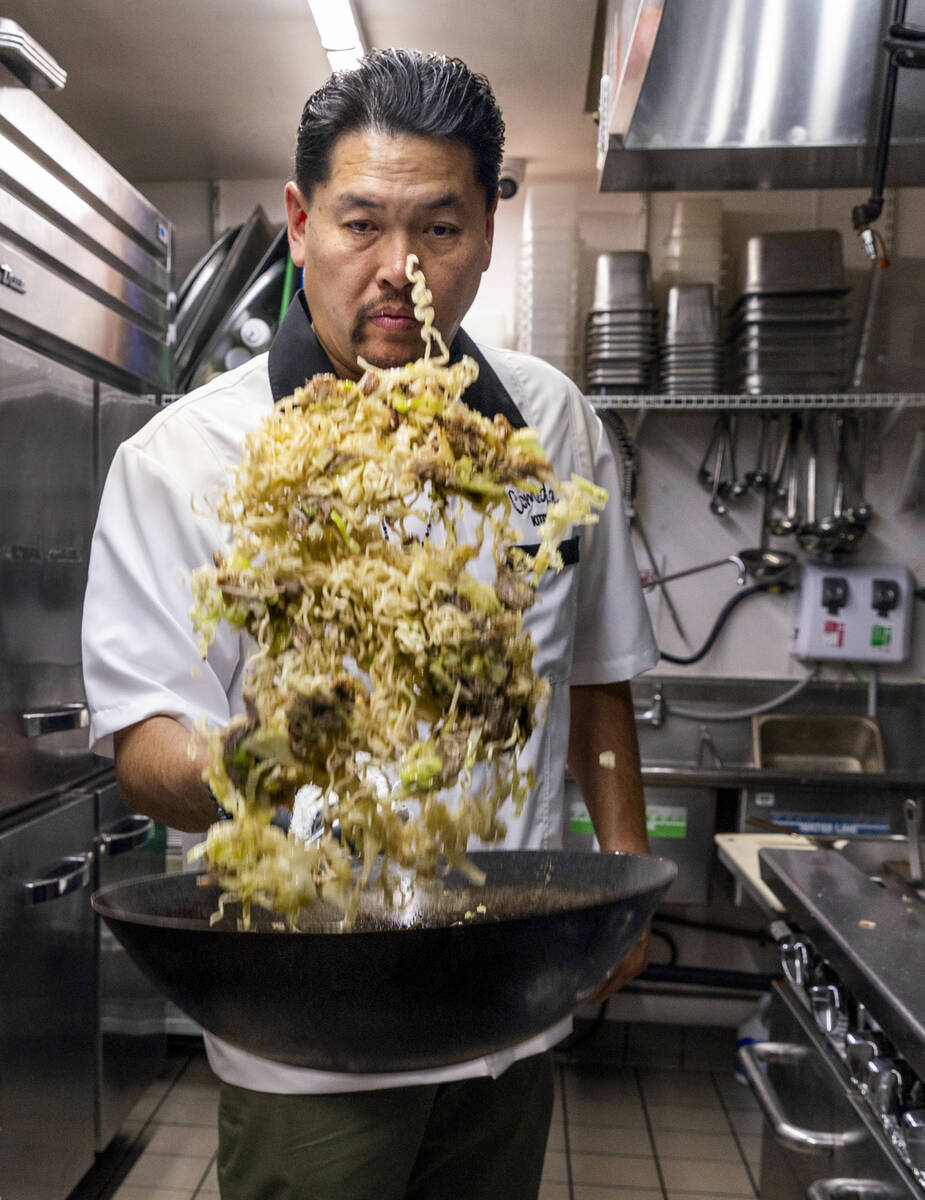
554, 1000, 610, 1054
650, 926, 679, 965
653, 913, 774, 946
659, 582, 789, 666
639, 964, 779, 991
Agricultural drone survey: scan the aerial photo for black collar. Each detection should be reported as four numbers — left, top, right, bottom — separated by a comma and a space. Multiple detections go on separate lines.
268, 291, 526, 429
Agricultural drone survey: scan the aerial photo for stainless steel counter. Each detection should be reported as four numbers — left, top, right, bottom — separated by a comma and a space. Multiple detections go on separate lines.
759, 845, 925, 1083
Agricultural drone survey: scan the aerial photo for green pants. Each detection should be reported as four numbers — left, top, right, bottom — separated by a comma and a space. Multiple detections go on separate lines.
217, 1052, 554, 1200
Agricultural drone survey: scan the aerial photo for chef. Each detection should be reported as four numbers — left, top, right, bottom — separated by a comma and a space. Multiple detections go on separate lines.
82, 47, 658, 1200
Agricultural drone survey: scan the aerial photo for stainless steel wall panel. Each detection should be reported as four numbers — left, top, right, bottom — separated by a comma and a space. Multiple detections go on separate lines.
0, 82, 169, 263
0, 235, 170, 390
0, 188, 168, 332
0, 78, 173, 390
0, 131, 170, 297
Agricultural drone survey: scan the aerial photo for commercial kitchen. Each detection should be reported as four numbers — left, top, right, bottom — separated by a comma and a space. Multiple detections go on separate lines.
1, 1, 924, 1198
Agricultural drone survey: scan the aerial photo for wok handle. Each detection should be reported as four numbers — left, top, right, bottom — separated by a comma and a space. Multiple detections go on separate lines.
98, 815, 155, 856
24, 854, 91, 904
738, 1041, 866, 1153
20, 703, 89, 737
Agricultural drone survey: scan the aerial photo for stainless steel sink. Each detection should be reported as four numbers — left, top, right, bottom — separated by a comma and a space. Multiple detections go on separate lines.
752, 714, 885, 774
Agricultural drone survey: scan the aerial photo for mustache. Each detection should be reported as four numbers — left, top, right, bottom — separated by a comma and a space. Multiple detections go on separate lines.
356, 290, 417, 322
351, 290, 419, 348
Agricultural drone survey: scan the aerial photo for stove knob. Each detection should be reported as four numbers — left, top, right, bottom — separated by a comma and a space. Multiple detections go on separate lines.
845, 1030, 892, 1080
867, 1057, 905, 1119
809, 983, 848, 1038
781, 940, 811, 987
901, 1108, 925, 1173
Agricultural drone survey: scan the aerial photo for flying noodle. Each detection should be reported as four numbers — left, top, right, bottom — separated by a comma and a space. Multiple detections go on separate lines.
188, 254, 608, 929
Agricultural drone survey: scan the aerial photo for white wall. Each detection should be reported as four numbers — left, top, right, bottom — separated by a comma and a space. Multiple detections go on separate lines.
632, 406, 925, 684
141, 180, 214, 286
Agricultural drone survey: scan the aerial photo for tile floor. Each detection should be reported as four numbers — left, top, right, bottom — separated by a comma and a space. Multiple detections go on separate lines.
69, 1026, 763, 1200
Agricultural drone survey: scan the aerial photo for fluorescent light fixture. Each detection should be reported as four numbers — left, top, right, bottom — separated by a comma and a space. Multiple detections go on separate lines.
326, 46, 364, 71
307, 0, 366, 72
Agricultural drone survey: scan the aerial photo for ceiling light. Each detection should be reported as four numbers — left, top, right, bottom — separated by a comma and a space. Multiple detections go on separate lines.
307, 0, 366, 72
325, 46, 364, 71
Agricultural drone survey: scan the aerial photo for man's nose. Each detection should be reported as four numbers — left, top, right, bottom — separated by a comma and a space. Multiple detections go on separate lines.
376, 234, 415, 291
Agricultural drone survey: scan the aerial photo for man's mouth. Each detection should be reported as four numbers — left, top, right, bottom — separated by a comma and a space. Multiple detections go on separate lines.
367, 307, 418, 332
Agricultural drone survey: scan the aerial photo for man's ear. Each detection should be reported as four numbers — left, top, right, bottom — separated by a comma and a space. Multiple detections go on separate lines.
284, 181, 308, 269
482, 191, 499, 272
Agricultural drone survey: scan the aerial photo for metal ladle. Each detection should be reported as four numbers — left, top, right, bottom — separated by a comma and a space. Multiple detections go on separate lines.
840, 412, 874, 528
739, 482, 796, 583
797, 413, 823, 555
643, 555, 748, 590
767, 414, 802, 537
643, 544, 794, 591
816, 413, 867, 556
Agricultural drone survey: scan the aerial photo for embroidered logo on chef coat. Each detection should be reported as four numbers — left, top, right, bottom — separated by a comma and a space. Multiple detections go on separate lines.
505, 483, 580, 567
507, 482, 557, 527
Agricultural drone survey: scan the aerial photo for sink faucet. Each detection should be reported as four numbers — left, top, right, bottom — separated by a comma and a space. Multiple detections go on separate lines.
697, 725, 724, 768
634, 684, 665, 728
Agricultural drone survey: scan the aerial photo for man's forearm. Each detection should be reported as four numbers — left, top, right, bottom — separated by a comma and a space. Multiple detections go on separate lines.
567, 680, 649, 854
114, 716, 214, 832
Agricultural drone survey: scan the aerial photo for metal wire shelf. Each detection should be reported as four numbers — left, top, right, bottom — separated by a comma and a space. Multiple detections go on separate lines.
587, 392, 925, 411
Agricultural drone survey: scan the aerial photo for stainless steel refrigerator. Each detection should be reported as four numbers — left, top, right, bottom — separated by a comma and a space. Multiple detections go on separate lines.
0, 37, 173, 1199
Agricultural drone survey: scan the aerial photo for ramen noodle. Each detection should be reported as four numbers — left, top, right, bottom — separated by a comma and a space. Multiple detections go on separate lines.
189, 254, 607, 927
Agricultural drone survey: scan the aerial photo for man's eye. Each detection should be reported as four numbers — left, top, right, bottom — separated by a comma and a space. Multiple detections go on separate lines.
430, 224, 457, 238
347, 220, 374, 233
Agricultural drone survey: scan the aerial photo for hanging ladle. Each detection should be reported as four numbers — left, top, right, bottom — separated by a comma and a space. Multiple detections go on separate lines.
643, 544, 793, 591
734, 416, 797, 583
643, 555, 748, 590
736, 463, 796, 583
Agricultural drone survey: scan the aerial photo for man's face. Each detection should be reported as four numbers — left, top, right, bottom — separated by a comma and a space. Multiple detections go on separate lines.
284, 130, 496, 380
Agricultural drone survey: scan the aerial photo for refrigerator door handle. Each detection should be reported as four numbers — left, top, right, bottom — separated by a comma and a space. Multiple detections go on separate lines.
738, 1041, 867, 1154
98, 815, 154, 856
807, 1182, 902, 1200
21, 703, 89, 737
24, 853, 92, 903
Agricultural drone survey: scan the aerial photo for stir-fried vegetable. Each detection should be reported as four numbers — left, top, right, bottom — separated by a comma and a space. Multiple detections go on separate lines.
188, 257, 607, 929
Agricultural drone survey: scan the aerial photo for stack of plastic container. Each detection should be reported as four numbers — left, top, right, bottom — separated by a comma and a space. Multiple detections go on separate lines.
583, 251, 659, 395
516, 184, 580, 380
659, 283, 722, 394
660, 197, 724, 293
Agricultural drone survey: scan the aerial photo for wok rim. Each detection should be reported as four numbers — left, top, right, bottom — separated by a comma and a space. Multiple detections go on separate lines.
91, 849, 678, 936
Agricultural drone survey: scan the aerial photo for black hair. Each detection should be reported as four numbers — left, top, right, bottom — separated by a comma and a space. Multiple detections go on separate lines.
295, 47, 505, 207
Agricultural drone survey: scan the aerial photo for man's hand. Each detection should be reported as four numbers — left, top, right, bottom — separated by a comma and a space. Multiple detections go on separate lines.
589, 925, 650, 1005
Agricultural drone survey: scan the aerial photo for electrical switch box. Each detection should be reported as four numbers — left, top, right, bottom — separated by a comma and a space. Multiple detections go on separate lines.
792, 563, 913, 662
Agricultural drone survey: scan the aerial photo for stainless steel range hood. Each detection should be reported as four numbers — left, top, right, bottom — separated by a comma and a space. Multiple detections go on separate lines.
597, 0, 925, 192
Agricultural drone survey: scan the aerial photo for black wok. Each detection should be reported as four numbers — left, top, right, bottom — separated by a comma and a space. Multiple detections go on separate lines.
92, 850, 676, 1072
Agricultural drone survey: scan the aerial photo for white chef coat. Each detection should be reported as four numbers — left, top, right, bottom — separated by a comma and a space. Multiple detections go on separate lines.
81, 293, 658, 1094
